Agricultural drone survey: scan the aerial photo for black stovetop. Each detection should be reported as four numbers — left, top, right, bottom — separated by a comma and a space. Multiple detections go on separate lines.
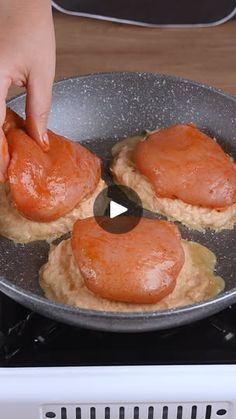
1, 291, 236, 368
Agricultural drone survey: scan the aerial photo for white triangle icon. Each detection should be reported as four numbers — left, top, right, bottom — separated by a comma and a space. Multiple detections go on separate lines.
110, 200, 128, 219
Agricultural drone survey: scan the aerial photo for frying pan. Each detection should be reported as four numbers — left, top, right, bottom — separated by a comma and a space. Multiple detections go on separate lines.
0, 72, 235, 332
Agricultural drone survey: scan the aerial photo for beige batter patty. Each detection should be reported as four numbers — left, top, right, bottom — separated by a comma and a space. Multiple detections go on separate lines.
39, 238, 224, 312
0, 179, 105, 243
110, 135, 236, 231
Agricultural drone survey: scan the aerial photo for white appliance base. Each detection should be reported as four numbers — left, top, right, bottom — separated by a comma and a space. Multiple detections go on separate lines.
0, 365, 235, 418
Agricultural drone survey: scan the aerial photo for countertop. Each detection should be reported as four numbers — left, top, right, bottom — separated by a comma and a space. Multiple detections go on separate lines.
8, 12, 236, 99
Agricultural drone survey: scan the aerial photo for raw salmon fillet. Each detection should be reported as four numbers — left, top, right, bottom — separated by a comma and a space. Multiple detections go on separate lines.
71, 217, 185, 304
133, 124, 236, 210
3, 109, 101, 222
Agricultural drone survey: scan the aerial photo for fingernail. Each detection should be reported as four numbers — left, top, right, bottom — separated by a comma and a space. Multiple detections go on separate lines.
42, 132, 49, 144
41, 132, 49, 151
0, 172, 5, 183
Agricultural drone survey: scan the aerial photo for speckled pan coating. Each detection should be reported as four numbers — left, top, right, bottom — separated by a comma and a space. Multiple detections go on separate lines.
0, 72, 236, 332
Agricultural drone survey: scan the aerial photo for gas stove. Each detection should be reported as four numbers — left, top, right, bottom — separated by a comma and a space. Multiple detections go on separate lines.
0, 291, 236, 419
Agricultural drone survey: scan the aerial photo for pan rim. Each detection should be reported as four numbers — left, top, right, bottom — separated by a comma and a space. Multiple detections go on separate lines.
0, 273, 236, 320
3, 70, 236, 321
8, 71, 236, 105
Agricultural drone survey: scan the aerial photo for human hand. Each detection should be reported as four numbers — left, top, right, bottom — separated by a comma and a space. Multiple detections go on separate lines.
0, 0, 56, 181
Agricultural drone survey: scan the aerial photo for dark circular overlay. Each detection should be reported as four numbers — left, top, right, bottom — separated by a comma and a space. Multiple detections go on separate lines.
93, 185, 143, 234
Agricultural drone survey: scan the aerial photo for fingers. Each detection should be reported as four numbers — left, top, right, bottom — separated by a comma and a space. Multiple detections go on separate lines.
25, 71, 54, 151
3, 108, 24, 135
0, 77, 11, 127
0, 77, 11, 182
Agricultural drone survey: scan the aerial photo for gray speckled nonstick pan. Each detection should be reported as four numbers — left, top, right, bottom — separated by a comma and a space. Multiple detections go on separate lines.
0, 72, 236, 332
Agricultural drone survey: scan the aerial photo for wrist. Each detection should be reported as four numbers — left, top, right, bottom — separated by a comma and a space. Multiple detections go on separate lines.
0, 0, 52, 22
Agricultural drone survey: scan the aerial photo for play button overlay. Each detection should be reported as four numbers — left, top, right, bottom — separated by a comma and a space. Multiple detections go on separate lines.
110, 201, 127, 218
93, 185, 143, 234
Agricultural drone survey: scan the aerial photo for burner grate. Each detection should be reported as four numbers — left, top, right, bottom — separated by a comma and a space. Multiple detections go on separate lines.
2, 290, 236, 367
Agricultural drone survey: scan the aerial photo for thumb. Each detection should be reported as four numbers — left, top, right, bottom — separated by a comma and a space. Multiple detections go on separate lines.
0, 77, 11, 182
25, 72, 53, 151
